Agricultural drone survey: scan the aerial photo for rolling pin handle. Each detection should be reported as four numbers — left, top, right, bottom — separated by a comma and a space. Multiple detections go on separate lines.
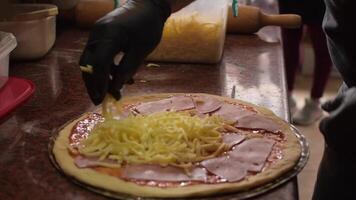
260, 14, 302, 29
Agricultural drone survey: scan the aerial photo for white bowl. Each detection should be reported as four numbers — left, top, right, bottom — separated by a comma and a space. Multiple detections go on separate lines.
0, 4, 58, 60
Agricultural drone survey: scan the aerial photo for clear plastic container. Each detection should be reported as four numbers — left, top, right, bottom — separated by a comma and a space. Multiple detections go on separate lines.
0, 31, 17, 89
147, 0, 228, 64
0, 4, 58, 60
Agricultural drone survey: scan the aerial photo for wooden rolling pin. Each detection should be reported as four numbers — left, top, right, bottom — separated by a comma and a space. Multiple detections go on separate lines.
75, 0, 115, 28
227, 5, 302, 34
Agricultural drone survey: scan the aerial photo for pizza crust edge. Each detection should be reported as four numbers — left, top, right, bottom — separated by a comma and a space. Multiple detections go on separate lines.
52, 93, 301, 198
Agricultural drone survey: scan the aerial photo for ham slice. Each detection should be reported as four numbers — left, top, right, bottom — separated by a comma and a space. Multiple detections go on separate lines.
235, 115, 281, 133
118, 108, 136, 119
74, 156, 118, 168
201, 156, 247, 182
170, 96, 195, 111
134, 99, 172, 115
134, 96, 195, 115
222, 133, 245, 147
75, 156, 98, 168
213, 103, 255, 123
201, 138, 275, 181
193, 96, 223, 114
229, 138, 275, 172
122, 164, 208, 182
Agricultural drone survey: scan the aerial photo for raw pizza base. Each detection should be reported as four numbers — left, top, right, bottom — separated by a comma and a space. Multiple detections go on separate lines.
52, 93, 301, 198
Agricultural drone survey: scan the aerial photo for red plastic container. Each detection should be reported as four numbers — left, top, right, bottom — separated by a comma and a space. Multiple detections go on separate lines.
0, 77, 35, 122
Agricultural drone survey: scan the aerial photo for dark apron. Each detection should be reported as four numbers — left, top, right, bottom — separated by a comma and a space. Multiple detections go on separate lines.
278, 0, 326, 24
313, 146, 356, 200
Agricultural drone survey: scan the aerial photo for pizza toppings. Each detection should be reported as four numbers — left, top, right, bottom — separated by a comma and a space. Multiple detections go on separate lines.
118, 106, 137, 119
134, 99, 172, 115
122, 165, 208, 182
74, 156, 120, 168
229, 138, 275, 172
74, 156, 99, 168
222, 133, 245, 147
235, 115, 281, 133
170, 96, 195, 111
212, 103, 256, 123
77, 112, 228, 169
69, 113, 104, 148
201, 156, 247, 182
67, 94, 287, 187
134, 96, 195, 115
133, 96, 282, 133
193, 96, 223, 114
201, 138, 275, 182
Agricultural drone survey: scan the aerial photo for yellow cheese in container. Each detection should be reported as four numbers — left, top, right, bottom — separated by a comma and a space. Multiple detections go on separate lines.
147, 0, 228, 64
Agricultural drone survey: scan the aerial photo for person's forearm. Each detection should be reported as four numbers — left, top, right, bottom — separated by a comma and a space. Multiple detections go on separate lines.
167, 0, 195, 12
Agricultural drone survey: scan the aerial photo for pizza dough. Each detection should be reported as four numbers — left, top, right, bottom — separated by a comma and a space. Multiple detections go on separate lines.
52, 93, 301, 198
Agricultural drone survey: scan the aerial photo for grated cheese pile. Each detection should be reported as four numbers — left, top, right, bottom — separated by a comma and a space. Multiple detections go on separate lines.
147, 12, 224, 64
78, 112, 228, 168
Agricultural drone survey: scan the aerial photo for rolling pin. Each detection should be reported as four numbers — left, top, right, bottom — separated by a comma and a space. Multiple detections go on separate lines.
75, 0, 115, 28
227, 5, 302, 34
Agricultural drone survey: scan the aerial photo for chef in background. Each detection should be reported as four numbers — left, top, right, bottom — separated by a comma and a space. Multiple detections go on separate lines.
279, 0, 333, 126
79, 0, 356, 199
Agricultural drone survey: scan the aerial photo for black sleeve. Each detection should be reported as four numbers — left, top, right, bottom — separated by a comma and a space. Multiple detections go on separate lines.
323, 0, 356, 87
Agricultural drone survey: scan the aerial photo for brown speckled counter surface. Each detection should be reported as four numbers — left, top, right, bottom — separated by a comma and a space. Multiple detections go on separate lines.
0, 3, 299, 200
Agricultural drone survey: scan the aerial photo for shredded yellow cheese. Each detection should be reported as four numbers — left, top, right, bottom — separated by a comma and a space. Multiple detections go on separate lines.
78, 112, 228, 168
147, 12, 225, 64
102, 94, 121, 119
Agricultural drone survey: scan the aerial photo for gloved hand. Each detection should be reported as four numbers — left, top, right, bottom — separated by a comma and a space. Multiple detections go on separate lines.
79, 0, 171, 105
319, 86, 356, 152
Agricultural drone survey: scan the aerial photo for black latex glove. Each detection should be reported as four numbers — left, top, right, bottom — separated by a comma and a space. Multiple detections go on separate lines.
79, 0, 171, 105
319, 86, 356, 152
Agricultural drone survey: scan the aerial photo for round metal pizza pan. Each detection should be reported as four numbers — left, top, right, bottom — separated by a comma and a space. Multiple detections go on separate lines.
49, 120, 309, 200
